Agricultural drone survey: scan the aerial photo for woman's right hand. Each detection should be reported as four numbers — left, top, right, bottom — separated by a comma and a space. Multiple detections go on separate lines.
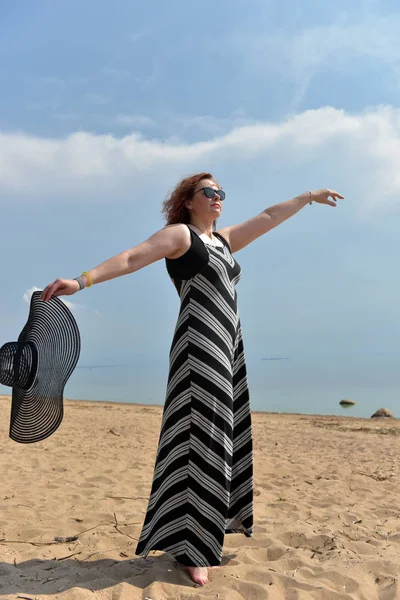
41, 278, 80, 301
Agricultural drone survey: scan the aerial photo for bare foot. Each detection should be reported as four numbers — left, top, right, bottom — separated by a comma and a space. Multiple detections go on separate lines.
186, 566, 209, 585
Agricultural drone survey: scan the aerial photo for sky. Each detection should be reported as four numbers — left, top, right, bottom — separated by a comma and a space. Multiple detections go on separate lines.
1, 0, 400, 417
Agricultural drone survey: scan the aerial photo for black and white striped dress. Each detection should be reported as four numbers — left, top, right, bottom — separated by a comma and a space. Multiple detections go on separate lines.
135, 226, 253, 567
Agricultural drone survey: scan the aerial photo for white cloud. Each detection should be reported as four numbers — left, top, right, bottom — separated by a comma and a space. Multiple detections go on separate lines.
2, 105, 400, 214
23, 287, 41, 305
23, 286, 79, 312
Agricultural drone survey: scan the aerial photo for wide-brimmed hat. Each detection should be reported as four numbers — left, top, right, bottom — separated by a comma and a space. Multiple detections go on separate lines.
0, 291, 80, 443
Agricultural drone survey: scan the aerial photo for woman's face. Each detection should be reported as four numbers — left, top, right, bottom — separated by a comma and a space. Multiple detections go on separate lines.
188, 179, 224, 223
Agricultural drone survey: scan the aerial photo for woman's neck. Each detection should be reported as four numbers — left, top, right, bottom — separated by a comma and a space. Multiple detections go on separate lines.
189, 220, 214, 239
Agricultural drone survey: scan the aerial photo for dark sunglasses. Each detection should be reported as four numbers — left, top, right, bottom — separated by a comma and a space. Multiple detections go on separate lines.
194, 186, 226, 201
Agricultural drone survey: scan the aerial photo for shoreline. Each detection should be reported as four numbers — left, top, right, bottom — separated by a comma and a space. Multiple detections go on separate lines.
0, 393, 398, 422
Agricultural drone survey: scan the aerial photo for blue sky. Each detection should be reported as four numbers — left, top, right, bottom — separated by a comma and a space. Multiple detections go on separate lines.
1, 0, 400, 416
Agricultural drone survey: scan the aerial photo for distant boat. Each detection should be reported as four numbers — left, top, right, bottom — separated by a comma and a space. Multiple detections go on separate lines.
340, 399, 356, 407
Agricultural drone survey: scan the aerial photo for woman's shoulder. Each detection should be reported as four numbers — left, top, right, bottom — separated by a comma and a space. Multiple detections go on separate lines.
164, 222, 188, 231
160, 223, 191, 253
165, 224, 208, 280
162, 223, 194, 261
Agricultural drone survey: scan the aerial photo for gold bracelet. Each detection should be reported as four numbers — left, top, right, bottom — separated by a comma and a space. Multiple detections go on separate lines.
81, 271, 93, 288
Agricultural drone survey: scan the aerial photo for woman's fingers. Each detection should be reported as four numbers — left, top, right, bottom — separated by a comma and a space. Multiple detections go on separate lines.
41, 280, 62, 301
312, 189, 344, 206
327, 189, 344, 202
41, 278, 80, 300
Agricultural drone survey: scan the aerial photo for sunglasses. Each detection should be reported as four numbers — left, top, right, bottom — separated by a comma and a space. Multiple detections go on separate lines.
194, 186, 226, 201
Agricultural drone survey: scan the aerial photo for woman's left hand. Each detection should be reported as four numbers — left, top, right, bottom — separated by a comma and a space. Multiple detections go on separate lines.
310, 189, 344, 207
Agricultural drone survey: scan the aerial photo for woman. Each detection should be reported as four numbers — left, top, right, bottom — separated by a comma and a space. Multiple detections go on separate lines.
41, 173, 343, 586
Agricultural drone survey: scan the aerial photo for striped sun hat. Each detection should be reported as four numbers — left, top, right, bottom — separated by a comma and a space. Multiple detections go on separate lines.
0, 291, 80, 443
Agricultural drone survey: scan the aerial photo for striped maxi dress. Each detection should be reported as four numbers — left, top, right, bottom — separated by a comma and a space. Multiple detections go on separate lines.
135, 226, 253, 567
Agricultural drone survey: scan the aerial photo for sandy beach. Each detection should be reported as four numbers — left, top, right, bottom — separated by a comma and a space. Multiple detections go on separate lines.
0, 394, 399, 600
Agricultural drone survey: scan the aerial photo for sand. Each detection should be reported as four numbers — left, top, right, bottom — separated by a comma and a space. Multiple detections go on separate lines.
0, 394, 399, 600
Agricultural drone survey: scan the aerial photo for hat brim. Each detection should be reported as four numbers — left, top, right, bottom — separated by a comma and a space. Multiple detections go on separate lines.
10, 291, 81, 444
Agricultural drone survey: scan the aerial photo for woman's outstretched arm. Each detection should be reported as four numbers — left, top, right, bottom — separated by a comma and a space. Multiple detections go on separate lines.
41, 223, 190, 301
217, 189, 344, 253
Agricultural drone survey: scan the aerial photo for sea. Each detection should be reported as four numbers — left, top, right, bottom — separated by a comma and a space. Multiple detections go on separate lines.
21, 352, 398, 420
1, 351, 398, 419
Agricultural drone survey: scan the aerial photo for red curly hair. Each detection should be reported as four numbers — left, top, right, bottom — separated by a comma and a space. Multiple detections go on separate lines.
162, 172, 217, 226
